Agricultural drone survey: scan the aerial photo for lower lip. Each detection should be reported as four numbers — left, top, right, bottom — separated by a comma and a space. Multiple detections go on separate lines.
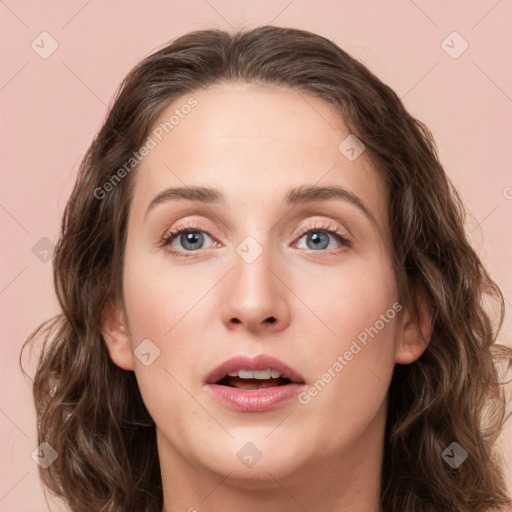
205, 383, 306, 412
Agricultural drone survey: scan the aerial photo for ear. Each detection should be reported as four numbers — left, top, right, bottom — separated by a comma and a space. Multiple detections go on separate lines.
101, 298, 135, 371
395, 288, 433, 365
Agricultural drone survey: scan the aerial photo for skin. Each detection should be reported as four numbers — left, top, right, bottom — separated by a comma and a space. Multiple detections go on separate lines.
102, 82, 431, 512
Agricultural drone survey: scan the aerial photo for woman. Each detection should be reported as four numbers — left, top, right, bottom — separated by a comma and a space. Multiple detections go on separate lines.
21, 25, 512, 512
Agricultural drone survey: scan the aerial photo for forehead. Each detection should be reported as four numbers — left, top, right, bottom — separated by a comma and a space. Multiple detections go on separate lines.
129, 82, 388, 230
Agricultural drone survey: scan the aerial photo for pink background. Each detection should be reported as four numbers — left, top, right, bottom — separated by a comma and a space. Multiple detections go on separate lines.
1, 1, 511, 510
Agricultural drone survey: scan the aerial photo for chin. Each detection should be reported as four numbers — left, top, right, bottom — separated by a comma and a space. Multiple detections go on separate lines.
197, 436, 308, 486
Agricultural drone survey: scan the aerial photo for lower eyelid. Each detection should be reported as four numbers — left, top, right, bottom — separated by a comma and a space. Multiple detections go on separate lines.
294, 232, 350, 251
164, 229, 351, 257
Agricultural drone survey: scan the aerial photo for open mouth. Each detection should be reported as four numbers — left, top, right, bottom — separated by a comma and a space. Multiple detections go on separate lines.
216, 375, 293, 390
205, 357, 306, 412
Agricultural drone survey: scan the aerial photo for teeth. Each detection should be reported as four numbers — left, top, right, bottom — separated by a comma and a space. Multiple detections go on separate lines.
226, 368, 284, 379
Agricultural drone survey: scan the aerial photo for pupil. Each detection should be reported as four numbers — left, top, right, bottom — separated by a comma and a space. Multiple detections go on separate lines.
309, 231, 328, 250
182, 231, 203, 250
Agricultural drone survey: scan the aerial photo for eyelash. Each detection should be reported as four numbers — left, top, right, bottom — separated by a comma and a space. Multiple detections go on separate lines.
161, 220, 352, 258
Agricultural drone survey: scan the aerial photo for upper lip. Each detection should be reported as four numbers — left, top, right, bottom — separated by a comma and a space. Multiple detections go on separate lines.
205, 354, 306, 384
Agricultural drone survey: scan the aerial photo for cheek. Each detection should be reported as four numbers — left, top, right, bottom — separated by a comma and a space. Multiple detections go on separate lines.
121, 246, 205, 341
120, 246, 212, 412
295, 248, 398, 348
292, 251, 398, 436
120, 252, 199, 440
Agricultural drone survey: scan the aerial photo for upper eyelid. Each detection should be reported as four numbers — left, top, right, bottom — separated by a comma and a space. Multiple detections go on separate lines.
162, 219, 351, 246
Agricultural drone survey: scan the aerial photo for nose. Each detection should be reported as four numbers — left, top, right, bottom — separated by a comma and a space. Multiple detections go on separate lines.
221, 245, 291, 333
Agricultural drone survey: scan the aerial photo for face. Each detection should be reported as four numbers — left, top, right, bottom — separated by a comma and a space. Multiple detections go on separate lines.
103, 82, 427, 492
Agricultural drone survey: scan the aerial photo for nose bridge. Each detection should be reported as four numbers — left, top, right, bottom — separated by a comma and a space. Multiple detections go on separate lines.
221, 232, 290, 331
233, 234, 278, 307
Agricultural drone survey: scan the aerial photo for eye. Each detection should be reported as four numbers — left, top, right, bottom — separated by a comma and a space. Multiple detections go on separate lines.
162, 221, 216, 257
161, 220, 352, 258
293, 221, 351, 254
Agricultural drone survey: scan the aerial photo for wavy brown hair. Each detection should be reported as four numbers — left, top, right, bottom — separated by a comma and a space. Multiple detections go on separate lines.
21, 25, 512, 512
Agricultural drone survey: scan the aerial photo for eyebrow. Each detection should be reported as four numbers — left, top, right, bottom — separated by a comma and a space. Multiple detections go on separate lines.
144, 185, 377, 226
